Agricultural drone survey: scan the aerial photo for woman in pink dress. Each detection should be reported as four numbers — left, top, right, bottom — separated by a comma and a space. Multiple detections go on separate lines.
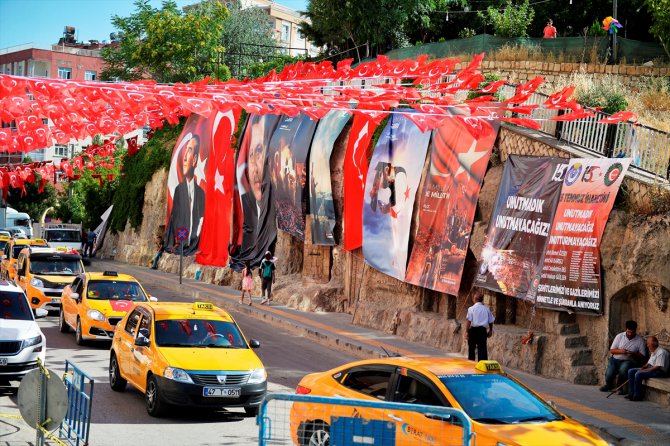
240, 261, 254, 305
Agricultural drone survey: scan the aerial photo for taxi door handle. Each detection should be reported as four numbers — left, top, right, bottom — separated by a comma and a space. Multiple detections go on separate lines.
388, 413, 403, 422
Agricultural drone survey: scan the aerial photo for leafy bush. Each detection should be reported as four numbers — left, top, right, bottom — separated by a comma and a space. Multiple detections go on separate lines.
466, 73, 503, 101
458, 28, 477, 39
578, 88, 628, 114
245, 55, 304, 80
109, 122, 182, 233
588, 19, 606, 37
478, 0, 535, 38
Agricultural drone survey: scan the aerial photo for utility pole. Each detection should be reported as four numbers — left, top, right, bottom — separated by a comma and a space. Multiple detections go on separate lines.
612, 0, 618, 63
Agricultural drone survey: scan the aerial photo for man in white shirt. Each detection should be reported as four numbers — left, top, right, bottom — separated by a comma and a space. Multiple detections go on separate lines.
465, 293, 495, 361
626, 336, 669, 401
600, 320, 647, 392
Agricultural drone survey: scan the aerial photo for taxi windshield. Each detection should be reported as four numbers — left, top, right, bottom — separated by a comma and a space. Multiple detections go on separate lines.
440, 374, 563, 424
154, 319, 247, 349
0, 291, 33, 321
30, 259, 83, 275
86, 280, 148, 302
12, 245, 26, 258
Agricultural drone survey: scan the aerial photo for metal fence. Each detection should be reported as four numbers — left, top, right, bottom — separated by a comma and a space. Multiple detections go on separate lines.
258, 393, 473, 446
59, 360, 94, 446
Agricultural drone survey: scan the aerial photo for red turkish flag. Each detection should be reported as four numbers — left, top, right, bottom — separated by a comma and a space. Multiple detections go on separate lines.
343, 113, 380, 251
195, 107, 241, 267
127, 136, 139, 156
60, 159, 74, 178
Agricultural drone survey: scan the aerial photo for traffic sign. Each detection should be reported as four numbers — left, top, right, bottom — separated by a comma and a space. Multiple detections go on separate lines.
176, 227, 189, 241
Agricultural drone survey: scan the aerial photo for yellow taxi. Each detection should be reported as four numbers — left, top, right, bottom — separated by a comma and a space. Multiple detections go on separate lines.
1, 238, 49, 281
59, 271, 153, 345
15, 247, 84, 310
109, 302, 266, 417
290, 357, 608, 446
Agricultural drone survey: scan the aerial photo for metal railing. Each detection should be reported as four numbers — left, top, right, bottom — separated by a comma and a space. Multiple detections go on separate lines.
258, 393, 474, 446
59, 360, 94, 446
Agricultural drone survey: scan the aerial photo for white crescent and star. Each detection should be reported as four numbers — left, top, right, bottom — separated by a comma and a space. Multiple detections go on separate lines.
455, 140, 487, 181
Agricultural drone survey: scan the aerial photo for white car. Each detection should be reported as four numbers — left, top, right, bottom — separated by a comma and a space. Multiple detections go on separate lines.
0, 280, 47, 383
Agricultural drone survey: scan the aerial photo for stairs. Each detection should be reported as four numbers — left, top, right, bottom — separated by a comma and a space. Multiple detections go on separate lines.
556, 313, 598, 384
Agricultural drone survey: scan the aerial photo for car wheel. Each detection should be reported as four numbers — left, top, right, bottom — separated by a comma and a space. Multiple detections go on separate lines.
146, 375, 167, 417
75, 318, 84, 345
58, 310, 70, 333
303, 421, 330, 446
109, 354, 127, 392
244, 406, 258, 417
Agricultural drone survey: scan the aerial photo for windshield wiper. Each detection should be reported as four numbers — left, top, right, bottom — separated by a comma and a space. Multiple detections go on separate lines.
514, 415, 561, 423
200, 344, 239, 348
472, 417, 511, 424
158, 343, 190, 347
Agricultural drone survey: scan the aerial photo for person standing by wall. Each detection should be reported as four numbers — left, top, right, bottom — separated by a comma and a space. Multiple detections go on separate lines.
151, 235, 164, 270
465, 293, 495, 361
543, 19, 557, 38
240, 261, 254, 305
259, 251, 276, 305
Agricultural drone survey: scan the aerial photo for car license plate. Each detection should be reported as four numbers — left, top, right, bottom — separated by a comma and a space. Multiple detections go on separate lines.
0, 358, 7, 366
203, 387, 241, 398
51, 298, 60, 304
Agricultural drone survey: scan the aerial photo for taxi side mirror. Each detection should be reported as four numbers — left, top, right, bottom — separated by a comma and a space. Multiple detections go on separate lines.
71, 292, 80, 302
248, 339, 260, 349
33, 308, 49, 319
135, 334, 150, 347
149, 296, 158, 302
1, 255, 5, 260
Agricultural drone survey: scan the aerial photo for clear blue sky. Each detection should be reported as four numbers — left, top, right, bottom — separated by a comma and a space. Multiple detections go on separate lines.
0, 0, 307, 51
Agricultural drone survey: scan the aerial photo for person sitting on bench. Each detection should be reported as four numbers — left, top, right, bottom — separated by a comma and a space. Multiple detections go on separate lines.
626, 336, 669, 401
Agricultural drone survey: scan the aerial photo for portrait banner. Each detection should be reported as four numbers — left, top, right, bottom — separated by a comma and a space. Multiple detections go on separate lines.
267, 113, 318, 240
164, 113, 212, 256
230, 114, 281, 268
475, 155, 568, 300
343, 113, 380, 251
362, 111, 432, 280
536, 158, 630, 315
309, 110, 352, 245
195, 108, 241, 267
405, 110, 501, 295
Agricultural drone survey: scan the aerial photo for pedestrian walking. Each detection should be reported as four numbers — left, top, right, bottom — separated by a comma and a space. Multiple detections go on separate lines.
240, 261, 254, 306
259, 251, 276, 305
465, 292, 495, 361
85, 228, 97, 257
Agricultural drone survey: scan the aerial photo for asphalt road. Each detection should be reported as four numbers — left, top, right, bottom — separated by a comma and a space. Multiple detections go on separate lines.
0, 264, 356, 446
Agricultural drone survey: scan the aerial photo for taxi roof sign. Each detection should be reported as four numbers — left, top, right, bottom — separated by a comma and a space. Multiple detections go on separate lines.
475, 360, 502, 373
193, 302, 213, 311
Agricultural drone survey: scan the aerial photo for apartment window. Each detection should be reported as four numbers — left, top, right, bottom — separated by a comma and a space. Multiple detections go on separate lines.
85, 70, 96, 81
54, 145, 69, 157
281, 23, 290, 42
16, 62, 24, 76
58, 67, 72, 79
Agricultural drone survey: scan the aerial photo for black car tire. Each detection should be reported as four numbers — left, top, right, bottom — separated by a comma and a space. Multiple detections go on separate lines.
109, 353, 127, 392
303, 421, 330, 446
244, 406, 258, 417
146, 375, 167, 417
75, 318, 84, 345
58, 310, 70, 333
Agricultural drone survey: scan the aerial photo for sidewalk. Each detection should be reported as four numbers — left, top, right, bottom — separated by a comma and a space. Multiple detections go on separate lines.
101, 259, 670, 445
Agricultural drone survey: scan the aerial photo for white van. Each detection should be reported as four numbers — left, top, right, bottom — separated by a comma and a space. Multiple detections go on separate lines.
41, 224, 83, 252
0, 280, 47, 383
3, 208, 33, 238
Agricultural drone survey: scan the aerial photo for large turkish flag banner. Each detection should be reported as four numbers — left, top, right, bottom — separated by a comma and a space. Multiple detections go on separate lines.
195, 108, 241, 267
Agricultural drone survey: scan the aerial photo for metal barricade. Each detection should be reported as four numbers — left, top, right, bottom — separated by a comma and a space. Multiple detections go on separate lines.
59, 360, 94, 446
258, 393, 473, 446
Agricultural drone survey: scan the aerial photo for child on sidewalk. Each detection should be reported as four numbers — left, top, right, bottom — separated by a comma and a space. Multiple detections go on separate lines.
240, 261, 254, 305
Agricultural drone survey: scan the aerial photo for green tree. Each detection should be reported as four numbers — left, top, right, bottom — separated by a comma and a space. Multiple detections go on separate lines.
645, 0, 670, 58
299, 0, 433, 60
220, 2, 281, 78
101, 0, 230, 83
479, 0, 535, 38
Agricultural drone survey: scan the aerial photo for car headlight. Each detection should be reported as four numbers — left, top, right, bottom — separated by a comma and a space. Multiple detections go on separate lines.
87, 309, 105, 322
30, 277, 44, 288
23, 335, 43, 349
164, 367, 194, 384
247, 368, 267, 384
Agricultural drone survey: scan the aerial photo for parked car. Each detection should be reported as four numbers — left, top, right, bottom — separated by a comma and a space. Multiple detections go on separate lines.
0, 280, 48, 384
